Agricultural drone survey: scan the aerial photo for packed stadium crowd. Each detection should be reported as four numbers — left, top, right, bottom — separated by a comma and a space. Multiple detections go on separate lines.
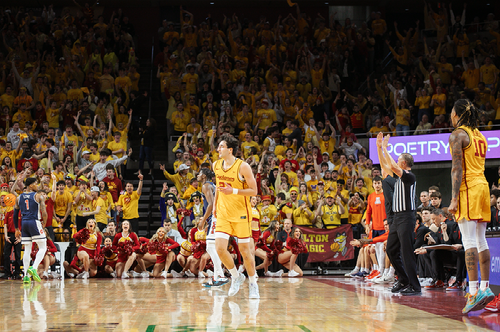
1, 0, 500, 310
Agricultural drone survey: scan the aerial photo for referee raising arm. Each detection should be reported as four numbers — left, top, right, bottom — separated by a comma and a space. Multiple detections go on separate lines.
378, 133, 421, 295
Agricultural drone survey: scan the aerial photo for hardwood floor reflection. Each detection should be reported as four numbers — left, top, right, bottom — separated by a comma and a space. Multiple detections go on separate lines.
0, 277, 496, 331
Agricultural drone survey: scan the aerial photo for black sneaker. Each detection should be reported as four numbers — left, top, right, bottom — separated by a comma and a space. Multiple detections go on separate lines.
400, 285, 422, 296
391, 280, 407, 293
316, 266, 323, 275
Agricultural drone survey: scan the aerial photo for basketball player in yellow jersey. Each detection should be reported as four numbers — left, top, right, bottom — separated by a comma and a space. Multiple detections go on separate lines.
213, 134, 260, 298
448, 99, 494, 313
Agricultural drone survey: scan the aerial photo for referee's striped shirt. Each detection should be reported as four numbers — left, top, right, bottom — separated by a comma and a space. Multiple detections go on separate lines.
392, 170, 417, 213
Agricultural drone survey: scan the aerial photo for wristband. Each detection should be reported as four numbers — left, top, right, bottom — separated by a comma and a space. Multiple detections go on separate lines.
233, 188, 238, 195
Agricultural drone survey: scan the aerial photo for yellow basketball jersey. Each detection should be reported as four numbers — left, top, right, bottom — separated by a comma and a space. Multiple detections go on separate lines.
322, 204, 341, 229
451, 126, 488, 190
214, 158, 251, 222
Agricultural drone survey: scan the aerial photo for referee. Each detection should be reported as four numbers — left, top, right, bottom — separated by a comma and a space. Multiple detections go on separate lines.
378, 134, 420, 295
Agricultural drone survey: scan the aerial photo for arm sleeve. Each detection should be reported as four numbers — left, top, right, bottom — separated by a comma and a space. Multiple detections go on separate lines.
166, 237, 180, 250
47, 240, 58, 253
177, 217, 187, 239
260, 231, 273, 252
95, 233, 102, 256
131, 233, 140, 250
365, 196, 372, 226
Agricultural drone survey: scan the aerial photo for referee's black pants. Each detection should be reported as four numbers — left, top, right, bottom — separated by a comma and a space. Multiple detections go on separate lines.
386, 211, 420, 291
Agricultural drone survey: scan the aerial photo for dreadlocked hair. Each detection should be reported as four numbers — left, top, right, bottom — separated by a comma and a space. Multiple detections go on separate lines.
453, 99, 484, 130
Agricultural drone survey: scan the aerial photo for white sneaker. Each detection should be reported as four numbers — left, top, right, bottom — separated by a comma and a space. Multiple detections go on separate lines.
420, 277, 433, 287
207, 270, 214, 277
373, 273, 386, 283
42, 271, 49, 279
274, 270, 284, 277
68, 273, 75, 278
110, 272, 117, 278
345, 269, 359, 277
185, 270, 195, 278
249, 282, 260, 299
76, 272, 86, 279
130, 271, 141, 278
171, 270, 184, 278
372, 274, 385, 283
228, 273, 246, 296
198, 271, 206, 278
82, 271, 89, 279
288, 270, 299, 277
382, 274, 395, 283
141, 271, 150, 278
51, 272, 60, 279
237, 265, 245, 274
160, 271, 168, 278
264, 271, 273, 277
121, 272, 129, 279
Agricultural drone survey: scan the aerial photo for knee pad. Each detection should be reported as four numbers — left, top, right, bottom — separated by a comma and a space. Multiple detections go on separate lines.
462, 236, 477, 251
476, 223, 489, 253
458, 220, 477, 251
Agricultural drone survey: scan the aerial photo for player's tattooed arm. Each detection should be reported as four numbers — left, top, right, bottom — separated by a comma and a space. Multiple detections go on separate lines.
449, 129, 467, 214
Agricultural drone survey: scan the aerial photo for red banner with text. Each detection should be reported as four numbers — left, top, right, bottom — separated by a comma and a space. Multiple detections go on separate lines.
298, 225, 354, 263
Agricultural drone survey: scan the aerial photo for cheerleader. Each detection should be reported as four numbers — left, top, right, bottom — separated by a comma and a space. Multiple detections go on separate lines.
33, 229, 58, 279
185, 217, 210, 278
63, 254, 84, 278
101, 237, 119, 277
255, 220, 283, 277
278, 227, 308, 277
147, 227, 179, 278
250, 196, 261, 246
73, 218, 102, 279
130, 237, 153, 278
112, 220, 140, 278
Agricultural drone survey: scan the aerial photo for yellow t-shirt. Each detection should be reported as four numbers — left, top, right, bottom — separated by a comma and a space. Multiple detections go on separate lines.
115, 76, 132, 91
108, 140, 127, 158
319, 137, 336, 157
182, 73, 199, 94
74, 190, 92, 216
480, 64, 498, 85
432, 93, 447, 115
396, 108, 410, 126
256, 108, 277, 130
66, 88, 84, 101
93, 197, 108, 225
117, 191, 141, 219
55, 191, 73, 216
310, 68, 324, 89
46, 107, 60, 128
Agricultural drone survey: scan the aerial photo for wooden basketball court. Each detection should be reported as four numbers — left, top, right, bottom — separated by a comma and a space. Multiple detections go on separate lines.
0, 276, 497, 331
